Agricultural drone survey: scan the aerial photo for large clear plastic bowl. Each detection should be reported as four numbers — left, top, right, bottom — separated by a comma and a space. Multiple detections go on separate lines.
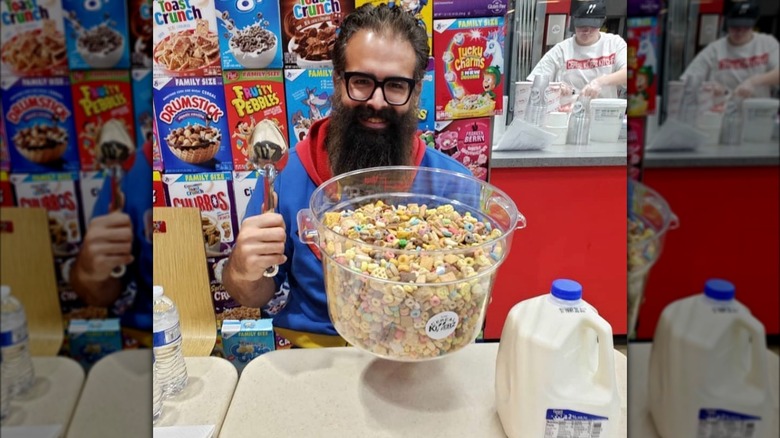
628, 180, 678, 339
298, 166, 526, 361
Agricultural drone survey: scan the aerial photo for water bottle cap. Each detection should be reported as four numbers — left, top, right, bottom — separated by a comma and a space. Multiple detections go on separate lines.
153, 285, 164, 299
551, 279, 582, 300
704, 278, 735, 301
1, 285, 9, 298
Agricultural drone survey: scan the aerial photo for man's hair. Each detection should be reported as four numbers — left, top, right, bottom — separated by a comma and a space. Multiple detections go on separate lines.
331, 3, 429, 82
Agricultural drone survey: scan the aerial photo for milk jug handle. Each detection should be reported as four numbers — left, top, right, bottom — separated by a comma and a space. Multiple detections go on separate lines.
580, 316, 616, 386
735, 316, 769, 387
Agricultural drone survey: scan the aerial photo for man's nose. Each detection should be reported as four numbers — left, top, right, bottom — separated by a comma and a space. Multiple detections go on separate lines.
366, 85, 388, 110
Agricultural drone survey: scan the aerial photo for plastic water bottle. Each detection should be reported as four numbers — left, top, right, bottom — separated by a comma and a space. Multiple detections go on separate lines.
524, 74, 550, 127
0, 285, 35, 397
1, 354, 10, 421
566, 95, 592, 145
152, 285, 187, 396
496, 279, 621, 438
152, 356, 163, 423
720, 97, 744, 145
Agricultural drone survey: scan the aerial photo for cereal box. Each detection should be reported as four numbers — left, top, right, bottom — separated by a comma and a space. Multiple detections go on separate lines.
418, 57, 435, 133
153, 170, 166, 206
221, 319, 275, 373
129, 0, 153, 68
10, 172, 84, 256
62, 0, 131, 70
153, 76, 233, 173
0, 104, 9, 172
279, 0, 354, 69
284, 68, 334, 148
79, 170, 106, 222
0, 171, 13, 206
1, 76, 80, 173
0, 0, 68, 77
434, 118, 492, 181
433, 17, 505, 121
70, 70, 136, 171
152, 0, 221, 77
131, 69, 154, 159
152, 102, 163, 171
356, 1, 432, 53
223, 70, 288, 170
68, 318, 123, 370
162, 171, 238, 257
232, 170, 257, 225
432, 0, 508, 18
214, 0, 283, 70
208, 255, 261, 328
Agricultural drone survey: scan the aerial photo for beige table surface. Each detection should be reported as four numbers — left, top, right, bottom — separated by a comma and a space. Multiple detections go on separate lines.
66, 349, 151, 438
220, 343, 627, 437
0, 357, 84, 431
154, 356, 238, 437
628, 343, 780, 438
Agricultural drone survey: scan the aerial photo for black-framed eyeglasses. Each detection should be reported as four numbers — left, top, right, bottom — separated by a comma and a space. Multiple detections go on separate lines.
342, 72, 417, 106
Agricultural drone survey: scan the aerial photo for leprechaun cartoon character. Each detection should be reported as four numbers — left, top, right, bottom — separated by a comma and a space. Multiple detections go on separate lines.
482, 66, 501, 100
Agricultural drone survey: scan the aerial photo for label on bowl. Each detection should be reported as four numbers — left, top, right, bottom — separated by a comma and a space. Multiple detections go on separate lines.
425, 311, 459, 340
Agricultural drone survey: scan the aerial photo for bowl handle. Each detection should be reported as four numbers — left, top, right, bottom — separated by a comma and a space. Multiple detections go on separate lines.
297, 209, 319, 244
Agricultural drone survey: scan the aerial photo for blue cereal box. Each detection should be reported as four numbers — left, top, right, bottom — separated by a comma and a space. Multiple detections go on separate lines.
0, 0, 68, 77
284, 68, 334, 148
152, 0, 221, 77
68, 318, 123, 370
132, 69, 154, 158
221, 319, 275, 373
432, 0, 508, 18
62, 0, 131, 70
1, 76, 80, 173
215, 0, 283, 70
418, 57, 435, 133
153, 76, 233, 173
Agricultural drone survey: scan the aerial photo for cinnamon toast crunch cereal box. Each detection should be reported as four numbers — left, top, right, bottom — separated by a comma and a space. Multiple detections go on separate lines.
279, 0, 353, 69
1, 0, 68, 77
62, 0, 131, 70
434, 118, 492, 181
215, 0, 283, 70
356, 0, 432, 53
152, 0, 221, 77
433, 17, 505, 121
284, 67, 333, 148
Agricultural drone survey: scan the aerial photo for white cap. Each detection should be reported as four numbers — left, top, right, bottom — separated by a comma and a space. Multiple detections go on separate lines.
153, 285, 164, 299
1, 285, 9, 298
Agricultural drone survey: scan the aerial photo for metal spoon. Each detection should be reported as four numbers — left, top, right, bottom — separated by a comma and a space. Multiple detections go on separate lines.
248, 119, 289, 277
96, 119, 135, 278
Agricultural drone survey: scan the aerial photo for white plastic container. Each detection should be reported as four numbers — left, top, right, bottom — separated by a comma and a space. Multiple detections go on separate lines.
741, 98, 779, 143
695, 111, 724, 145
648, 279, 773, 438
496, 279, 621, 438
544, 111, 569, 145
589, 98, 627, 143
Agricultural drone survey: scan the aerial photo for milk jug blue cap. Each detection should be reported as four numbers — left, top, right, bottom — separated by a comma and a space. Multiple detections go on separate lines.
551, 279, 582, 300
704, 278, 735, 301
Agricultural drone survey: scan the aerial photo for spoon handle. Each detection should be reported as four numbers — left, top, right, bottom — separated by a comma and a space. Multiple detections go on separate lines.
263, 167, 279, 277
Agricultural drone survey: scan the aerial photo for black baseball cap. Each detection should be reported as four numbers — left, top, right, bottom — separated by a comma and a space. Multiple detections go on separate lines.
572, 1, 607, 28
726, 1, 760, 28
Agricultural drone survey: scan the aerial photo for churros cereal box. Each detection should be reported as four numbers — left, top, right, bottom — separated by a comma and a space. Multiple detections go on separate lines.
162, 171, 238, 257
215, 0, 283, 70
433, 17, 505, 121
152, 0, 221, 77
153, 76, 232, 173
221, 319, 275, 373
279, 0, 353, 69
223, 70, 288, 170
432, 0, 508, 18
70, 70, 136, 171
132, 69, 154, 160
356, 0, 432, 53
62, 0, 131, 70
284, 68, 333, 148
0, 171, 13, 206
1, 76, 80, 173
10, 172, 84, 256
129, 0, 153, 68
434, 118, 492, 181
0, 0, 68, 77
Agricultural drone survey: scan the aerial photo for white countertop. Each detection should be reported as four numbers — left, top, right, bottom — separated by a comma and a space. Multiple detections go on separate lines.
0, 357, 84, 431
644, 142, 779, 168
154, 356, 238, 437
220, 343, 627, 438
628, 343, 779, 438
492, 141, 626, 168
66, 349, 151, 438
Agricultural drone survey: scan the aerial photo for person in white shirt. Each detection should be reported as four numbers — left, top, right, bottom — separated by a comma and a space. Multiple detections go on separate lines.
681, 1, 779, 98
527, 1, 627, 99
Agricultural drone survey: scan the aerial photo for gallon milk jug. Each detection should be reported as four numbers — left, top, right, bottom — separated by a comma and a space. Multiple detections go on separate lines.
496, 279, 620, 438
648, 279, 774, 438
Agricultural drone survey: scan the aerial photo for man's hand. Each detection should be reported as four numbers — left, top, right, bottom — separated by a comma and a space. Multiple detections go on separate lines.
581, 78, 603, 98
76, 212, 134, 282
228, 213, 287, 283
735, 79, 755, 98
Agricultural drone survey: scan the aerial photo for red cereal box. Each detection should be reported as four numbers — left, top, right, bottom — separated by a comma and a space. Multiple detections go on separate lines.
153, 170, 166, 206
223, 70, 289, 171
433, 17, 505, 121
434, 118, 492, 181
70, 70, 136, 171
0, 171, 13, 206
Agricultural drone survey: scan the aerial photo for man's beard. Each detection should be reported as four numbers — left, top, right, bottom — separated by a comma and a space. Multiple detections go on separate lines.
326, 91, 419, 176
